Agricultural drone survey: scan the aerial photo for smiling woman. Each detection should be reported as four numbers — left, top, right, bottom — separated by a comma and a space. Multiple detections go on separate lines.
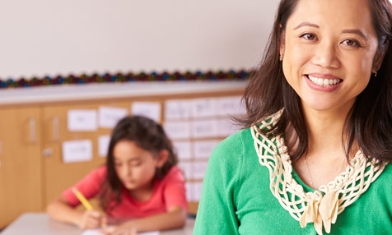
280, 0, 381, 113
193, 0, 392, 234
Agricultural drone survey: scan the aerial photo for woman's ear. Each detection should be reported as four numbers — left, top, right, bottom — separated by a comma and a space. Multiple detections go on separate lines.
280, 44, 285, 61
156, 149, 169, 167
373, 41, 389, 73
279, 26, 285, 61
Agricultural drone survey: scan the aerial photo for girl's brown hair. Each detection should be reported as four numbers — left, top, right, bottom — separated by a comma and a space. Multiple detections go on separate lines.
99, 115, 178, 211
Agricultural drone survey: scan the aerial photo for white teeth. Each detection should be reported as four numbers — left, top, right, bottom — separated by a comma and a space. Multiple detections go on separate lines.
308, 75, 340, 87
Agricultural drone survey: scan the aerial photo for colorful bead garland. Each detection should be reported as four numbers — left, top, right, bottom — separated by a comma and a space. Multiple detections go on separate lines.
0, 70, 255, 89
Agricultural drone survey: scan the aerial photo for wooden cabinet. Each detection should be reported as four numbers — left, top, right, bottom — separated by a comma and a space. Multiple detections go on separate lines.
0, 106, 43, 228
42, 101, 131, 206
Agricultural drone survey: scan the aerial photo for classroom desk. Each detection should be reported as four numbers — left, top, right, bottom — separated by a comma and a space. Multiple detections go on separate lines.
0, 213, 195, 235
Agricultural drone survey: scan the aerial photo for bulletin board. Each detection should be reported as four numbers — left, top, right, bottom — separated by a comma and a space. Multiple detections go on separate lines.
37, 85, 247, 215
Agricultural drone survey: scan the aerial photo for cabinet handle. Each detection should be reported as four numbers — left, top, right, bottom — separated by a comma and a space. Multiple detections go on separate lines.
29, 118, 36, 143
43, 148, 53, 157
53, 116, 59, 141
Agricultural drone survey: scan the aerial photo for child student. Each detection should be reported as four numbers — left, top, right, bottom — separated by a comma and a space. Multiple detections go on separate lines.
47, 115, 188, 234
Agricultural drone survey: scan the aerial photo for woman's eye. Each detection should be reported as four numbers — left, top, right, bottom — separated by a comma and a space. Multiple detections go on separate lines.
342, 39, 360, 47
300, 33, 316, 41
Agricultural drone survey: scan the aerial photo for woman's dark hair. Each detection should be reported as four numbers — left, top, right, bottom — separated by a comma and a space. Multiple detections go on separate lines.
239, 0, 392, 162
99, 115, 178, 211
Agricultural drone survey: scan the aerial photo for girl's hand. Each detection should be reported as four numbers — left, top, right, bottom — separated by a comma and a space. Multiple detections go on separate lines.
78, 210, 104, 230
101, 225, 137, 235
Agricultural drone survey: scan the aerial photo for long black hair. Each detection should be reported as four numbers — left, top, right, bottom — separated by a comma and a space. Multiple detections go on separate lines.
238, 0, 392, 163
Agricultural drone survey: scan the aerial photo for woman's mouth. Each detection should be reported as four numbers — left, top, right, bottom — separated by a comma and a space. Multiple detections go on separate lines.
306, 75, 342, 87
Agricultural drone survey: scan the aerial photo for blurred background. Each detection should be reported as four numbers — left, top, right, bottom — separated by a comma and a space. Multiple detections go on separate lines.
0, 0, 279, 80
0, 0, 280, 231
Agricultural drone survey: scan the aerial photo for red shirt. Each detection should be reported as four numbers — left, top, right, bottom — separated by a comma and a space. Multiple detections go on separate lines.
62, 165, 188, 219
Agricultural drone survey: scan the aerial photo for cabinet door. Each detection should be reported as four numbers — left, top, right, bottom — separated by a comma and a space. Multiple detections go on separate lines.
0, 107, 43, 229
42, 101, 131, 207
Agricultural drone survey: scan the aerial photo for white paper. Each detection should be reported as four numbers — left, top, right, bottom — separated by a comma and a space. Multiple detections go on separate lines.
82, 230, 160, 235
62, 140, 93, 163
191, 119, 217, 138
131, 102, 161, 123
140, 232, 160, 235
191, 98, 216, 118
164, 99, 192, 120
68, 110, 98, 131
216, 117, 241, 136
192, 161, 208, 179
98, 106, 128, 128
98, 135, 110, 157
173, 141, 192, 160
163, 121, 191, 139
178, 161, 193, 180
81, 230, 102, 235
216, 96, 246, 117
193, 140, 219, 159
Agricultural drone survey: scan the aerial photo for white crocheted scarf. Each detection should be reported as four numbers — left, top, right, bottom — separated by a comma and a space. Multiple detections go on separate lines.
251, 112, 386, 235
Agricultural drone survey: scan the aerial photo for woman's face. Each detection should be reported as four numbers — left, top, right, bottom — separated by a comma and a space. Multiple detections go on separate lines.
113, 140, 160, 192
280, 0, 380, 114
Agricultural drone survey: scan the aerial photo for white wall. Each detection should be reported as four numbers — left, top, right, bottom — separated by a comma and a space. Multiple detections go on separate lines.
0, 0, 280, 79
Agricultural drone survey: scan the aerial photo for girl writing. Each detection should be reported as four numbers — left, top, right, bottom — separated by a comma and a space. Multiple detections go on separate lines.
47, 115, 188, 234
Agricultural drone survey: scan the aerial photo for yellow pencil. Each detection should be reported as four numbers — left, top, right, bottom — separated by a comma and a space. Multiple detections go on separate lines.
72, 187, 93, 210
72, 187, 107, 228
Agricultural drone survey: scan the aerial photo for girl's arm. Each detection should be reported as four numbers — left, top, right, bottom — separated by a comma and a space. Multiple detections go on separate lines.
103, 205, 187, 234
47, 197, 104, 229
47, 166, 106, 229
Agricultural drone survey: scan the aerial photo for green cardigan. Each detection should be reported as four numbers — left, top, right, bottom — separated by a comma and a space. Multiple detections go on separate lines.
193, 128, 392, 235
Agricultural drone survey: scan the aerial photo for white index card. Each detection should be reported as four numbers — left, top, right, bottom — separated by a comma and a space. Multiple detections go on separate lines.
193, 140, 219, 159
190, 181, 204, 202
191, 98, 216, 118
178, 161, 193, 180
191, 119, 218, 138
98, 106, 128, 128
216, 117, 241, 136
163, 121, 191, 139
62, 140, 93, 163
192, 161, 208, 179
131, 102, 161, 123
216, 96, 246, 117
164, 99, 192, 120
68, 110, 97, 131
173, 141, 192, 160
185, 182, 194, 202
98, 135, 110, 157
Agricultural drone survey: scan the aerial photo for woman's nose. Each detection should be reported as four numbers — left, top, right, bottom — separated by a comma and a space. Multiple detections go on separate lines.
311, 40, 341, 69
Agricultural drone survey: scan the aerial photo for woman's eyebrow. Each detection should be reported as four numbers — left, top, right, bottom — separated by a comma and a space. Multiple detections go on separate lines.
294, 22, 319, 30
341, 29, 367, 40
